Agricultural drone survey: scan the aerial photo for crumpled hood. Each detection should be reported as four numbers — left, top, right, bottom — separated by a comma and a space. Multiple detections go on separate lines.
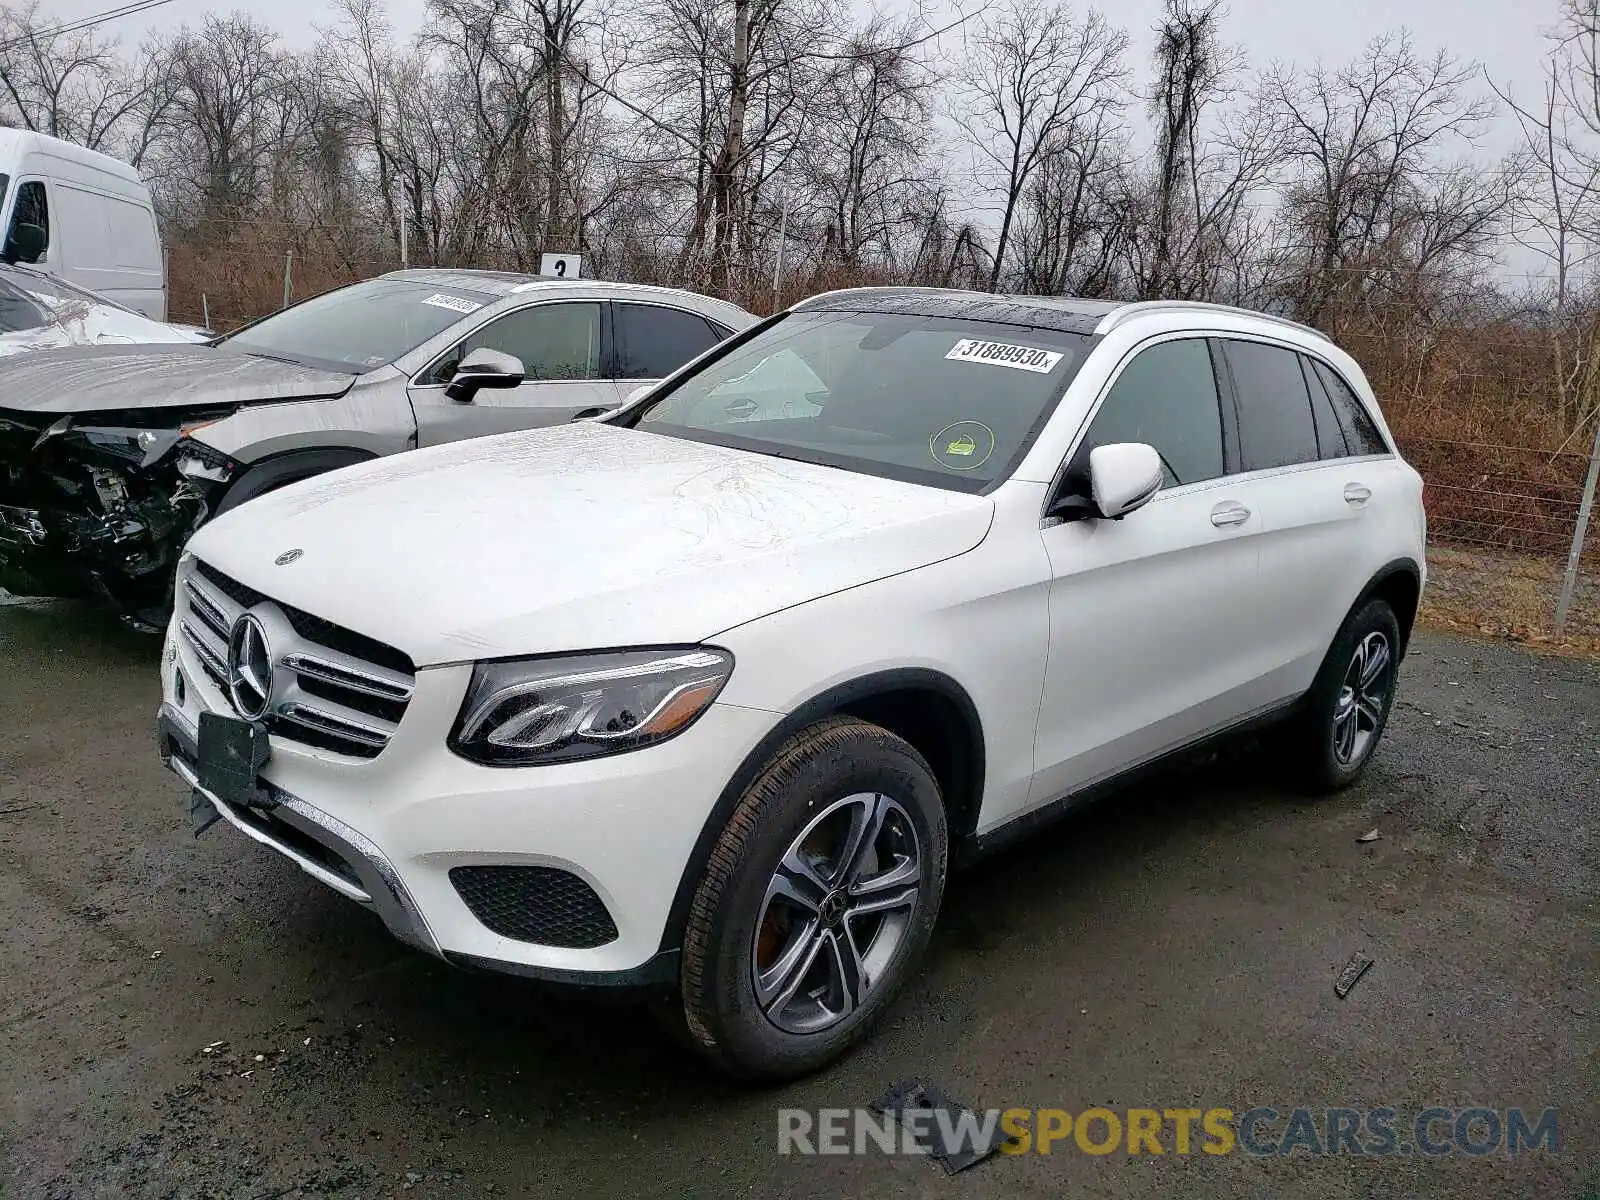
0, 300, 207, 359
0, 344, 354, 415
188, 422, 995, 665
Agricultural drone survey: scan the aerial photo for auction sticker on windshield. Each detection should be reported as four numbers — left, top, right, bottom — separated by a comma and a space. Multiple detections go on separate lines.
945, 338, 1063, 373
421, 294, 482, 314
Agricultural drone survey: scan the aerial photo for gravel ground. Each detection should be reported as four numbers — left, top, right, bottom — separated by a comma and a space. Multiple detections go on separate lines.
1, 598, 1595, 1199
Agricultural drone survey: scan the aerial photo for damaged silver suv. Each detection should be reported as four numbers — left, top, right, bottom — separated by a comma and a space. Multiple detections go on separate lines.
0, 269, 753, 627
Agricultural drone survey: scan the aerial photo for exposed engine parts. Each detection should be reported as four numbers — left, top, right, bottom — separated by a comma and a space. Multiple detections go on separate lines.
0, 407, 238, 629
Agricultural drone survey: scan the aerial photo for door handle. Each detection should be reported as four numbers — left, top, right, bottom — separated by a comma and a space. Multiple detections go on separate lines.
1344, 483, 1372, 505
1210, 501, 1252, 528
724, 399, 757, 418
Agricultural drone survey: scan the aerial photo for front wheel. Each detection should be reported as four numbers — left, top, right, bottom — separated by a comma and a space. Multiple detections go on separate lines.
674, 716, 948, 1080
1289, 597, 1402, 792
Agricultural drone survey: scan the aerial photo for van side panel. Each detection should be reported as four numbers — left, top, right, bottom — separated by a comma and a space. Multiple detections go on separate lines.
0, 136, 167, 322
52, 182, 165, 318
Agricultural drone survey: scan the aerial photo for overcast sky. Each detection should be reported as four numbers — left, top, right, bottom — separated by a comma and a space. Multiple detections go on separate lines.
55, 0, 1562, 105
44, 0, 1570, 275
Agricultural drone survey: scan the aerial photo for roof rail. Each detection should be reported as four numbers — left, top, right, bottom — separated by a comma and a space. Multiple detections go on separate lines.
1094, 300, 1331, 342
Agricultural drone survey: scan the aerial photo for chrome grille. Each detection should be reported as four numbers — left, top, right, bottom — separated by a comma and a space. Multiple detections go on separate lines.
179, 558, 415, 760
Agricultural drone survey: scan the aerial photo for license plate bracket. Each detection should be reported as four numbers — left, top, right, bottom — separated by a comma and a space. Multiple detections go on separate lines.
196, 711, 272, 807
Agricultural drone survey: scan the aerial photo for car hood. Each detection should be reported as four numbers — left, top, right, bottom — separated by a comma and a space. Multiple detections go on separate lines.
188, 422, 995, 665
0, 345, 355, 415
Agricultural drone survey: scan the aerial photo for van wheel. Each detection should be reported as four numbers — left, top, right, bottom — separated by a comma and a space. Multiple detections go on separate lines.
1290, 598, 1402, 793
673, 716, 947, 1080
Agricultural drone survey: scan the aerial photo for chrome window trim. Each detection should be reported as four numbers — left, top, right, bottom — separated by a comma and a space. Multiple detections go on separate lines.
1040, 328, 1397, 522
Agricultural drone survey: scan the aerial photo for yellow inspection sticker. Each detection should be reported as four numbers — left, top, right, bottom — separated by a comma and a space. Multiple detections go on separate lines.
945, 338, 1063, 373
930, 421, 996, 470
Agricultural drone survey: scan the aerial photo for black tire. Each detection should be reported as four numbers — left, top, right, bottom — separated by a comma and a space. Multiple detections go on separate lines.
674, 716, 948, 1081
1288, 597, 1403, 793
212, 449, 374, 518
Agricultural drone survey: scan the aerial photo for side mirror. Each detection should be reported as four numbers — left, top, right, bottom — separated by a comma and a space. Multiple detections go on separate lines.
623, 384, 653, 407
1088, 443, 1164, 519
444, 347, 525, 402
2, 222, 46, 265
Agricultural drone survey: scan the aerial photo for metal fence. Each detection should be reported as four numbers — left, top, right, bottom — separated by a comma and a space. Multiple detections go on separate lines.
1400, 432, 1600, 639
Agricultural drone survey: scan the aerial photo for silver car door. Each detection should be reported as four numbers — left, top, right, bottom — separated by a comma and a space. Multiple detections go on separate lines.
408, 300, 619, 447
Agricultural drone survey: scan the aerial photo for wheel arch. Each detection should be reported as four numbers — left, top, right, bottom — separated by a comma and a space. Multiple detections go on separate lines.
212, 445, 380, 517
656, 668, 986, 957
1349, 557, 1422, 656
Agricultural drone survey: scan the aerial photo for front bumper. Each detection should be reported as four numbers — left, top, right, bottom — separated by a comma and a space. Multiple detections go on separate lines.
158, 624, 779, 986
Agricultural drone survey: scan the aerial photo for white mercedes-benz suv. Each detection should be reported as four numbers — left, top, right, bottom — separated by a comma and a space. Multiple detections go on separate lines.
158, 288, 1426, 1079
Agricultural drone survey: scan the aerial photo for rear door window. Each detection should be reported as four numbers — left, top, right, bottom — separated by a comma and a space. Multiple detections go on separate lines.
1078, 338, 1225, 486
615, 303, 722, 379
1310, 359, 1390, 456
1222, 339, 1320, 472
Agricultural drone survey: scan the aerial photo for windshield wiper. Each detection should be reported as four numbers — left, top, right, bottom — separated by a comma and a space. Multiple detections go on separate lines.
238, 349, 308, 368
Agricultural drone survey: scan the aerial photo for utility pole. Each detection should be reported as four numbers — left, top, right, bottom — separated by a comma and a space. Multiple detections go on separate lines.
399, 179, 410, 269
771, 192, 791, 312
1555, 409, 1600, 634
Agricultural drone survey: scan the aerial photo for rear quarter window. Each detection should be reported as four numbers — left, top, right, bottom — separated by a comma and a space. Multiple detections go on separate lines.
1310, 359, 1390, 456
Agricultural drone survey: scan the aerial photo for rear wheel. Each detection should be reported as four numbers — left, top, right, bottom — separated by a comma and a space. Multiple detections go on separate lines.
1289, 598, 1402, 792
673, 716, 947, 1080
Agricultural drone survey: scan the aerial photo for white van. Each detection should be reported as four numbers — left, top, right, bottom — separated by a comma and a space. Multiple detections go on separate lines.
0, 129, 166, 321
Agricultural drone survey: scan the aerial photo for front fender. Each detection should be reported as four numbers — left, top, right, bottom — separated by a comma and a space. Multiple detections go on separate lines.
192, 379, 416, 464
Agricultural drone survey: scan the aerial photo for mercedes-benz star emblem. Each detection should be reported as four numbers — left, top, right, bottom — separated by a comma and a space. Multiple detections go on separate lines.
274, 549, 303, 566
226, 614, 273, 721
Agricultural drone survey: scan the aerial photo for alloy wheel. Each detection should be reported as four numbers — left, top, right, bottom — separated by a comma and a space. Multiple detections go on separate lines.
1332, 630, 1391, 767
751, 792, 923, 1035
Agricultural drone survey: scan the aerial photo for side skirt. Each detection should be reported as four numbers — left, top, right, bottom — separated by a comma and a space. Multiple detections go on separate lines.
958, 695, 1305, 865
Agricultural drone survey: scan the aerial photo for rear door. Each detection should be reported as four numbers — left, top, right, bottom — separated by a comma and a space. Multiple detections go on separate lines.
612, 301, 728, 397
1215, 337, 1392, 699
408, 300, 620, 446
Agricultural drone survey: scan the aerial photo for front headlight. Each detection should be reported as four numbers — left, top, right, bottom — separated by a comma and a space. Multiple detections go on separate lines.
448, 647, 734, 766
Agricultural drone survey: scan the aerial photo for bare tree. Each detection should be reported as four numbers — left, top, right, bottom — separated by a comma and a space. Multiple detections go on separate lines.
159, 15, 299, 230
806, 16, 937, 268
1009, 106, 1127, 295
953, 0, 1128, 292
1490, 0, 1600, 436
1147, 0, 1227, 296
1266, 32, 1504, 329
0, 1, 175, 162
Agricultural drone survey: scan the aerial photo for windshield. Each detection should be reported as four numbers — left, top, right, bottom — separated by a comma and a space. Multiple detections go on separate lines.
1, 265, 141, 317
627, 311, 1091, 491
0, 274, 47, 334
221, 277, 499, 373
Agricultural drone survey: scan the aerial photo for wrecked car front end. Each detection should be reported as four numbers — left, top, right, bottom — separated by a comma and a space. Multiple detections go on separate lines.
0, 406, 240, 627
0, 342, 361, 627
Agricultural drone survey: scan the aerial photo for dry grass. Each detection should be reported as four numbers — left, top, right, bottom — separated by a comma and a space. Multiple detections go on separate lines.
1419, 544, 1600, 659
